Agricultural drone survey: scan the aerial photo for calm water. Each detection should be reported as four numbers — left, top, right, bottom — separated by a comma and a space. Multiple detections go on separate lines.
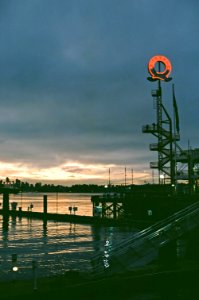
1, 192, 95, 216
0, 193, 138, 282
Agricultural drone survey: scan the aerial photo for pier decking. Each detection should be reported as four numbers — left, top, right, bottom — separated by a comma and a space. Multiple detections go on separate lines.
0, 209, 150, 227
0, 192, 152, 227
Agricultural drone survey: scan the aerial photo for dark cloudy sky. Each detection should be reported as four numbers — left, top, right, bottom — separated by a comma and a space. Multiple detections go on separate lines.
0, 0, 198, 185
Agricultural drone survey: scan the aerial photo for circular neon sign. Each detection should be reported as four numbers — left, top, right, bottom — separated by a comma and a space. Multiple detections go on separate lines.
148, 55, 172, 81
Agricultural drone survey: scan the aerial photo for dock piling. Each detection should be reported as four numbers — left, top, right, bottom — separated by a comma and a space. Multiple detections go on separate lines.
43, 195, 47, 229
43, 195, 47, 214
3, 193, 9, 215
2, 193, 9, 230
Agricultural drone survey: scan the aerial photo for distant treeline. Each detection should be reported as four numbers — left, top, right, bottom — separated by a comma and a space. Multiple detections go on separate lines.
0, 178, 132, 193
0, 177, 194, 194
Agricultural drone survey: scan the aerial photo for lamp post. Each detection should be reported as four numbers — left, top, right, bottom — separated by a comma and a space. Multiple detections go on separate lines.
32, 260, 38, 290
12, 254, 18, 281
73, 206, 78, 215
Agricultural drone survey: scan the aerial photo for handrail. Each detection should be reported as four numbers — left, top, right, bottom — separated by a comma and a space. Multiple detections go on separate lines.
92, 201, 199, 260
91, 200, 199, 275
113, 205, 199, 258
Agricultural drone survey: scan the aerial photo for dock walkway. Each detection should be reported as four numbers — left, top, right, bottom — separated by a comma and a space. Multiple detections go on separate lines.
0, 209, 150, 227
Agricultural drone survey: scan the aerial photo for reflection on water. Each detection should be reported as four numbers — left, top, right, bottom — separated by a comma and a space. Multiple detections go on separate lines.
2, 215, 9, 232
0, 193, 140, 282
0, 212, 138, 281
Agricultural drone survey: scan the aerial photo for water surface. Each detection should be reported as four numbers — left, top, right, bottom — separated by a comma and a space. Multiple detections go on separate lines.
0, 193, 138, 281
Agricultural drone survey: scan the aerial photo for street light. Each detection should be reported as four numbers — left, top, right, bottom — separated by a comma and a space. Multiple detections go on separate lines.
12, 266, 18, 272
12, 254, 18, 281
73, 206, 78, 215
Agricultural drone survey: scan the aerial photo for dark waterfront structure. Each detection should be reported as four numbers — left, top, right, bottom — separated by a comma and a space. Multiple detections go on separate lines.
144, 55, 199, 190
91, 184, 199, 222
89, 56, 199, 283
92, 55, 199, 221
88, 56, 199, 285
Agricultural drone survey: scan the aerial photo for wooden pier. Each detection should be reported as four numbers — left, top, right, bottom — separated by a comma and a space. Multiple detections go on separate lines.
91, 194, 125, 219
0, 209, 151, 227
0, 193, 150, 228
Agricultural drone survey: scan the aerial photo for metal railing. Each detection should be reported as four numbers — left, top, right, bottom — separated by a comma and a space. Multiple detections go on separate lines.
91, 201, 199, 277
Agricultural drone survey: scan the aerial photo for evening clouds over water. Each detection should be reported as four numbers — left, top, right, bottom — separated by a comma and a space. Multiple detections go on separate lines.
0, 0, 198, 184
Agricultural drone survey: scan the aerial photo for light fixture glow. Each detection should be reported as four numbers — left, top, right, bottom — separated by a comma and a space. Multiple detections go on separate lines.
148, 55, 172, 81
12, 266, 18, 272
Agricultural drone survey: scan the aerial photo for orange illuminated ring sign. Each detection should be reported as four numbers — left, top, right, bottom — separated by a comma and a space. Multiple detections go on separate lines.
148, 55, 172, 82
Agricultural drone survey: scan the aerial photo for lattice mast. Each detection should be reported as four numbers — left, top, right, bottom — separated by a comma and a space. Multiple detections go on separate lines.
143, 55, 178, 185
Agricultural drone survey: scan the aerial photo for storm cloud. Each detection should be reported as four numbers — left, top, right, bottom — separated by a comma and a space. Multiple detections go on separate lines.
0, 0, 198, 183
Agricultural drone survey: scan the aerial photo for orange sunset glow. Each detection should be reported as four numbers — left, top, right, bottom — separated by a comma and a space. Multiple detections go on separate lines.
0, 160, 152, 185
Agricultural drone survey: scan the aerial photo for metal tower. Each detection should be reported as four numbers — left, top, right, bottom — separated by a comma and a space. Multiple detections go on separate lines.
142, 55, 179, 185
143, 55, 199, 192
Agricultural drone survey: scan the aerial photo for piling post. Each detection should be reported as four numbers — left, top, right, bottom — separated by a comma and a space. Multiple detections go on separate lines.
2, 193, 9, 230
3, 193, 9, 215
43, 195, 47, 229
43, 195, 47, 214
